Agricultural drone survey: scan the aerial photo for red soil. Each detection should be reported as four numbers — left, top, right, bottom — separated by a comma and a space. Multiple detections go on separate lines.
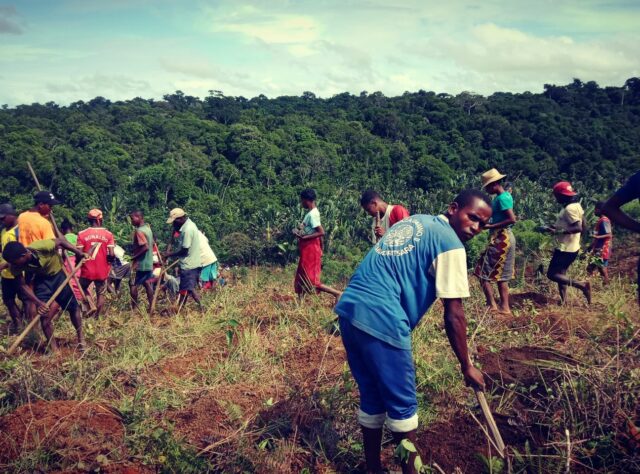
0, 400, 125, 469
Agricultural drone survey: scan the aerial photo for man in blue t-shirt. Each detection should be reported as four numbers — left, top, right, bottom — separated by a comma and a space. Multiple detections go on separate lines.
334, 189, 492, 474
603, 171, 640, 305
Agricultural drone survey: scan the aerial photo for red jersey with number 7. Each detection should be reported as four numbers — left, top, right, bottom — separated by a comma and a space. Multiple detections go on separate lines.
77, 227, 115, 280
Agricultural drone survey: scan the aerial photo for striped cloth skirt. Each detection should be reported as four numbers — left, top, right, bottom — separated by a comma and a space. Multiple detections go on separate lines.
474, 228, 516, 282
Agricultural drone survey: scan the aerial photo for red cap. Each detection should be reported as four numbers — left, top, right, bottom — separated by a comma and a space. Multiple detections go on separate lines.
88, 208, 103, 219
552, 181, 577, 197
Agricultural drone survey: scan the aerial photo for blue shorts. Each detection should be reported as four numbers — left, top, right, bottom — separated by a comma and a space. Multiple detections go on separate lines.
339, 317, 418, 432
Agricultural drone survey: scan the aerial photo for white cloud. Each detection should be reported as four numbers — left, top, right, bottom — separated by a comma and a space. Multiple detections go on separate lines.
213, 10, 320, 45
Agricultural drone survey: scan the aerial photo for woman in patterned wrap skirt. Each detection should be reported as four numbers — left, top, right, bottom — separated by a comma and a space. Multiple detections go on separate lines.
474, 169, 517, 315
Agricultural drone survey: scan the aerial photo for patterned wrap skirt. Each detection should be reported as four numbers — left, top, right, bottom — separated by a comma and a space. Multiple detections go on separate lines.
474, 228, 516, 282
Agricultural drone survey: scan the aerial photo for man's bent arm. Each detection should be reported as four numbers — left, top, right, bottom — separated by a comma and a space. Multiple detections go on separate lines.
17, 274, 45, 307
443, 298, 485, 389
54, 237, 85, 259
603, 195, 640, 233
443, 298, 471, 370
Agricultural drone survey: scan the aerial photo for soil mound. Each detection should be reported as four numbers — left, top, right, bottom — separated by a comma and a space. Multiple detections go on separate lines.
167, 394, 229, 449
510, 291, 551, 309
479, 346, 577, 389
0, 400, 125, 466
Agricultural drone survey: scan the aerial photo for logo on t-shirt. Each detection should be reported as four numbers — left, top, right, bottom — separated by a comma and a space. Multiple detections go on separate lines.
375, 218, 424, 257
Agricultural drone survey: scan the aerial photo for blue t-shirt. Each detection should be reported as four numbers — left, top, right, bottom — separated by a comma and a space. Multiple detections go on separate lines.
491, 191, 513, 225
334, 215, 470, 350
615, 171, 640, 203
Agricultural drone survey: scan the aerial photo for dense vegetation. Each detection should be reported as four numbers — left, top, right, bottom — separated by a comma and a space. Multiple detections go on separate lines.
1, 78, 639, 264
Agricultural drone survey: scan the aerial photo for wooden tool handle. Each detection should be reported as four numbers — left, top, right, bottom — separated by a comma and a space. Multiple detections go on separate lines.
6, 255, 87, 355
475, 389, 506, 457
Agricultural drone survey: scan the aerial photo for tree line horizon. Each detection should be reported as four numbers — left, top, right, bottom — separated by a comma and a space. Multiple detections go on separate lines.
1, 77, 639, 264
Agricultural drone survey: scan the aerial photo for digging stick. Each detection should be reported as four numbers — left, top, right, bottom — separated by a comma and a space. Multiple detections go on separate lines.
6, 250, 93, 356
26, 162, 96, 312
149, 259, 179, 315
474, 389, 506, 458
467, 354, 506, 457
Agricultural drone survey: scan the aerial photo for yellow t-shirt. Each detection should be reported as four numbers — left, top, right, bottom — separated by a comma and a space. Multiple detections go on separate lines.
17, 211, 55, 246
10, 239, 64, 277
1, 226, 19, 279
554, 202, 583, 253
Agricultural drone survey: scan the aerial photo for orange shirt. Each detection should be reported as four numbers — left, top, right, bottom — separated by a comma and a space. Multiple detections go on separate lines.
17, 211, 55, 246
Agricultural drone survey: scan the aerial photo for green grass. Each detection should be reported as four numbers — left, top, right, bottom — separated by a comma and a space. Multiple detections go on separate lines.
0, 255, 639, 473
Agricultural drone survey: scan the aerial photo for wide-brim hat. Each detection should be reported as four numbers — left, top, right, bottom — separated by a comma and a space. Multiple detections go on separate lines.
481, 168, 507, 189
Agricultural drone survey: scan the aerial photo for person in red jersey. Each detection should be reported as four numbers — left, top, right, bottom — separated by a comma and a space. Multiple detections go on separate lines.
77, 209, 115, 319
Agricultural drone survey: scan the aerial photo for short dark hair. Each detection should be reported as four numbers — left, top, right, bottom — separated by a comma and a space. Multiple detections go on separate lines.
129, 209, 144, 217
594, 200, 605, 209
61, 219, 73, 232
300, 188, 316, 201
360, 189, 381, 207
2, 241, 27, 262
453, 189, 492, 209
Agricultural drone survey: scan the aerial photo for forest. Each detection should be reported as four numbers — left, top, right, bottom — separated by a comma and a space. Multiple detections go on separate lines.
1, 77, 639, 264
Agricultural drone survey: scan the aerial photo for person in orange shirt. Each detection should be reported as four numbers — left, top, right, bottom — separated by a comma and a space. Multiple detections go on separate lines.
17, 191, 59, 246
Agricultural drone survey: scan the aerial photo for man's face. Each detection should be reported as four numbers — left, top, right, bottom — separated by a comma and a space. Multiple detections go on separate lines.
300, 198, 311, 210
8, 252, 31, 267
447, 198, 492, 242
130, 214, 142, 226
1, 214, 16, 228
594, 206, 602, 217
36, 202, 52, 217
173, 216, 187, 227
362, 201, 379, 217
486, 182, 500, 195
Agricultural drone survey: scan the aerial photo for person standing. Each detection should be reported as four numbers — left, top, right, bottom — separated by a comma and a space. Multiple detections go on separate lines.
474, 169, 517, 315
0, 203, 23, 331
165, 208, 203, 310
77, 209, 115, 319
294, 189, 342, 300
129, 210, 155, 310
544, 181, 591, 305
17, 191, 58, 245
360, 190, 410, 243
334, 190, 490, 474
586, 201, 613, 285
603, 170, 640, 305
2, 239, 88, 351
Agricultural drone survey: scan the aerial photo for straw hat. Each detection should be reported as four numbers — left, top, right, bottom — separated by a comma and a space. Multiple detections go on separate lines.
481, 168, 506, 189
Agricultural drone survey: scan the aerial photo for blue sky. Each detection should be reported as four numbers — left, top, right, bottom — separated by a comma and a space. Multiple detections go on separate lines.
1, 0, 639, 106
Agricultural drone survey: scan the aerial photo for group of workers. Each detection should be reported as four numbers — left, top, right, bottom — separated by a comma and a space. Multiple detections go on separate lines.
0, 192, 220, 351
2, 168, 639, 474
293, 169, 639, 474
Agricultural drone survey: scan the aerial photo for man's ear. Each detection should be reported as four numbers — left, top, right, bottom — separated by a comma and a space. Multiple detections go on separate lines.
447, 201, 459, 216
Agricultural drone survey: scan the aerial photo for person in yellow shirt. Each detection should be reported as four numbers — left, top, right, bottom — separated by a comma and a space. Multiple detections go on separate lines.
0, 203, 22, 331
17, 190, 59, 246
2, 239, 88, 351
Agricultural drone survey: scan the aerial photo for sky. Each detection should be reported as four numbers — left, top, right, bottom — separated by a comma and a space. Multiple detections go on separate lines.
1, 0, 639, 106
